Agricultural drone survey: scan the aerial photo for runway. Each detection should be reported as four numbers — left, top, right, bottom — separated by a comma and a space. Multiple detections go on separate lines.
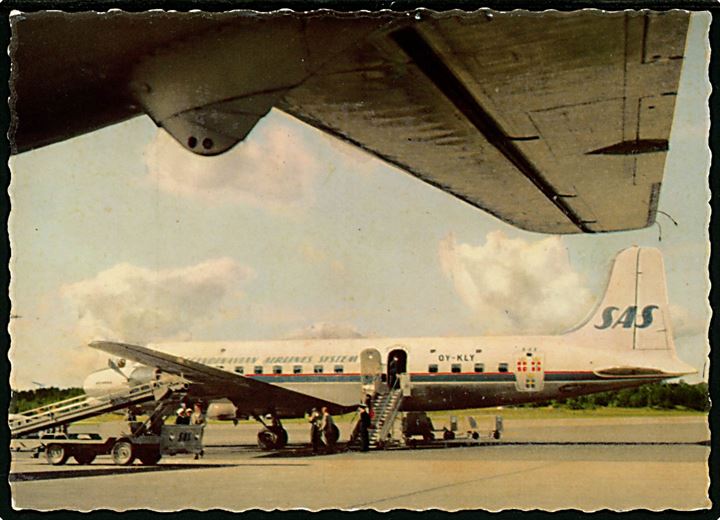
9, 415, 711, 511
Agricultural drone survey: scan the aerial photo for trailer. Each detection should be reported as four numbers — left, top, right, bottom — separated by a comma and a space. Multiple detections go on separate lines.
402, 412, 503, 446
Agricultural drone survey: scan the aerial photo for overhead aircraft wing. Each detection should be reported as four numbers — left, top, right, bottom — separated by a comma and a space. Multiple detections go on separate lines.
11, 11, 689, 233
89, 340, 344, 417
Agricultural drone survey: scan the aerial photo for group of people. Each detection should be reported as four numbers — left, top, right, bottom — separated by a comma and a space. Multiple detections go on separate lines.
307, 394, 376, 454
175, 402, 206, 425
307, 406, 339, 453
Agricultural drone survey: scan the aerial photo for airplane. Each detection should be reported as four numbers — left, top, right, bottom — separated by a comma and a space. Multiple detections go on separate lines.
10, 10, 690, 234
85, 246, 696, 449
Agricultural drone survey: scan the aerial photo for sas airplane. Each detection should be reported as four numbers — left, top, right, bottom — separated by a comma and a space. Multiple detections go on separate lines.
86, 246, 696, 448
11, 10, 690, 234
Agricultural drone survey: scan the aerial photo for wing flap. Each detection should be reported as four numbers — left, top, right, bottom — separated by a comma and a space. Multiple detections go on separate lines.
282, 11, 688, 233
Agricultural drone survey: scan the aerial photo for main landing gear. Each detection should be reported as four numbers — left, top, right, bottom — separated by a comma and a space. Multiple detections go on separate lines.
255, 413, 288, 451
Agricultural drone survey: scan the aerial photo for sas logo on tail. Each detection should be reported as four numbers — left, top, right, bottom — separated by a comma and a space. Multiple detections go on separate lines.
594, 305, 659, 329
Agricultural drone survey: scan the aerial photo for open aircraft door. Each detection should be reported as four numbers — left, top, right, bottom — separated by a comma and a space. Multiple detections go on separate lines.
360, 348, 382, 397
514, 351, 545, 392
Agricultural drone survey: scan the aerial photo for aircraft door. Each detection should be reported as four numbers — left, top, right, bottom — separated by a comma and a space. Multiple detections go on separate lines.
360, 348, 382, 396
514, 351, 545, 392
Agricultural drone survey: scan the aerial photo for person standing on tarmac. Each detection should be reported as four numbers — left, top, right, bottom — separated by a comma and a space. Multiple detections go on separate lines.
358, 405, 371, 452
321, 407, 337, 453
191, 403, 205, 425
308, 408, 324, 454
175, 402, 190, 425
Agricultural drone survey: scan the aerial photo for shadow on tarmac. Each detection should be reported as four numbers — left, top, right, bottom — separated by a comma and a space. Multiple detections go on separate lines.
9, 463, 234, 482
254, 439, 711, 457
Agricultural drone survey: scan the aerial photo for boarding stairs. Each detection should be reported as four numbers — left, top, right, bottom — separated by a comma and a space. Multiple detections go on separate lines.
10, 381, 185, 438
368, 387, 404, 449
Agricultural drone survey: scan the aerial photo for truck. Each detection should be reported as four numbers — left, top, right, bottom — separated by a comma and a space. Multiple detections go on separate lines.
41, 423, 205, 466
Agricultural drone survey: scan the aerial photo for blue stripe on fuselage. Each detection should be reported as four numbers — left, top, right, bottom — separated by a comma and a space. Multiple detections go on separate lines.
242, 372, 603, 384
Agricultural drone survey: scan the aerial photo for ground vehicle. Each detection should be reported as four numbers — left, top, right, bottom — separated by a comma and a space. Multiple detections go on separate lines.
42, 424, 204, 466
402, 412, 503, 445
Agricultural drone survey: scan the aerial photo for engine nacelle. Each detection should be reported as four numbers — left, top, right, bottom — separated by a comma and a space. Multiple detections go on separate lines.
83, 365, 160, 397
205, 399, 238, 421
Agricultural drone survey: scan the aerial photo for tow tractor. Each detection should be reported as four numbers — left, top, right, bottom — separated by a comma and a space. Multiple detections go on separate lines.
10, 381, 205, 465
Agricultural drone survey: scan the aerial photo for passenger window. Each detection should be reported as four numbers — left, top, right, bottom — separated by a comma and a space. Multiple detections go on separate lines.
451, 363, 461, 373
234, 366, 244, 375
498, 363, 508, 373
334, 365, 344, 374
314, 365, 324, 374
293, 365, 302, 374
273, 365, 282, 375
428, 364, 438, 373
254, 365, 263, 375
474, 363, 484, 373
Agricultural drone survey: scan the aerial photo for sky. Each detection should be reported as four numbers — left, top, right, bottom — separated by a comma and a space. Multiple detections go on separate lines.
8, 12, 711, 389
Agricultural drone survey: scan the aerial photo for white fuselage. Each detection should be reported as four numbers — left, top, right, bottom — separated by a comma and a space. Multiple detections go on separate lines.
84, 334, 692, 417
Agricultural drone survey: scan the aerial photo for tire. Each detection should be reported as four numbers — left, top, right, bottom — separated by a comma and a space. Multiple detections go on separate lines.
111, 440, 136, 465
73, 451, 96, 465
46, 444, 69, 465
471, 432, 480, 440
257, 430, 278, 451
492, 430, 501, 440
138, 448, 161, 466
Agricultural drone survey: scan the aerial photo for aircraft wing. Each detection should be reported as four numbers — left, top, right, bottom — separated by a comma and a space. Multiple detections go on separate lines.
89, 341, 344, 417
11, 11, 689, 233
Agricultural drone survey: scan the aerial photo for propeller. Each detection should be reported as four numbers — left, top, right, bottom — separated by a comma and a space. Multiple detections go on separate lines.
107, 358, 130, 381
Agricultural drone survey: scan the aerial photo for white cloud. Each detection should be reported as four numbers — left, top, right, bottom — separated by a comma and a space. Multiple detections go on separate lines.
144, 110, 323, 212
61, 258, 254, 344
438, 231, 594, 334
283, 322, 365, 340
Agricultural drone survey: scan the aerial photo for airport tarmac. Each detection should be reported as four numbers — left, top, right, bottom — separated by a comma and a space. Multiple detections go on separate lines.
8, 415, 711, 511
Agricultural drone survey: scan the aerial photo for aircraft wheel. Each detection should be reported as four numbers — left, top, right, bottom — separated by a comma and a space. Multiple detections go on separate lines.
73, 451, 96, 465
257, 430, 279, 451
138, 448, 161, 466
46, 444, 69, 465
111, 440, 136, 465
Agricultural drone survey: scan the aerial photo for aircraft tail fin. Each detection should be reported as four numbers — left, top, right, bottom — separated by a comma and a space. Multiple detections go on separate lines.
568, 247, 675, 352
